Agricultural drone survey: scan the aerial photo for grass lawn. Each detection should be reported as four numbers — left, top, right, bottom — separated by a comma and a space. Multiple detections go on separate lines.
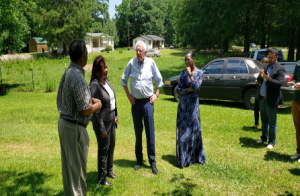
0, 50, 299, 195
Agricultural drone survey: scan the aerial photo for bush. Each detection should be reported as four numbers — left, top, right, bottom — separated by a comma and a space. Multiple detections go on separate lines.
105, 45, 112, 53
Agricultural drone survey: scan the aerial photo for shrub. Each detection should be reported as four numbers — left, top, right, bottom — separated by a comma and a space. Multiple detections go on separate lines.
105, 45, 112, 53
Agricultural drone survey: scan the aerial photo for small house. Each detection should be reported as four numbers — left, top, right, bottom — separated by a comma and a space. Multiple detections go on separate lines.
132, 35, 164, 51
29, 37, 48, 52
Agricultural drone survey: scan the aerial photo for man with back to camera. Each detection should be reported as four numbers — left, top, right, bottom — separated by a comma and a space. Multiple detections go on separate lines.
121, 40, 163, 175
57, 39, 102, 195
256, 48, 285, 150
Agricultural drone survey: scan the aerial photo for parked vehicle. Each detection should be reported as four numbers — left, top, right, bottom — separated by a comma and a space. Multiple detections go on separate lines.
246, 48, 300, 74
163, 57, 294, 110
170, 44, 177, 49
146, 49, 161, 57
250, 43, 256, 48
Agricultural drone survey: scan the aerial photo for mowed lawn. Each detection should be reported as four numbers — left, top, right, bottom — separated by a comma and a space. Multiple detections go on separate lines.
0, 50, 299, 195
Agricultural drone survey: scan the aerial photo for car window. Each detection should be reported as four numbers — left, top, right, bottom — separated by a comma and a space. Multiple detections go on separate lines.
240, 61, 248, 73
225, 60, 239, 74
250, 51, 254, 58
257, 50, 284, 61
203, 60, 224, 74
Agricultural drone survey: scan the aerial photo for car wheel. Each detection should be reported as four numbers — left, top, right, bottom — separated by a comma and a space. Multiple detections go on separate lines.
154, 54, 157, 57
243, 88, 257, 110
173, 85, 179, 102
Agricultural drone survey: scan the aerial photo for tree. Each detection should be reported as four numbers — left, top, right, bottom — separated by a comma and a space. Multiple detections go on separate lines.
0, 0, 30, 54
32, 0, 94, 56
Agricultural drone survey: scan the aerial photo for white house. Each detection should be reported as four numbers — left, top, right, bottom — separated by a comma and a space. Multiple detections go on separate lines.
57, 33, 114, 53
132, 35, 164, 50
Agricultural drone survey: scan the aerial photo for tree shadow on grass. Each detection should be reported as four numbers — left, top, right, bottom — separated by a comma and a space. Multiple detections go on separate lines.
239, 137, 266, 148
161, 97, 178, 103
241, 125, 262, 132
86, 172, 112, 196
264, 151, 294, 163
113, 159, 136, 168
289, 168, 300, 176
199, 100, 245, 110
0, 171, 55, 195
161, 155, 178, 167
277, 105, 292, 115
0, 84, 20, 96
154, 173, 197, 196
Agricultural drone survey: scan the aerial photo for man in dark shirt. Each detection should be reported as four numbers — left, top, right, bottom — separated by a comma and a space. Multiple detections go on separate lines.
289, 64, 300, 162
57, 39, 102, 196
256, 48, 285, 150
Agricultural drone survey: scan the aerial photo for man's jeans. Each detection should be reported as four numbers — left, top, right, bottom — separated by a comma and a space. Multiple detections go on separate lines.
259, 99, 278, 145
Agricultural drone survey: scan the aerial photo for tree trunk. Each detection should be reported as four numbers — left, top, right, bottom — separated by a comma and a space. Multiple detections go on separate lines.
63, 42, 67, 58
288, 27, 295, 61
243, 10, 250, 54
296, 26, 300, 61
223, 39, 229, 53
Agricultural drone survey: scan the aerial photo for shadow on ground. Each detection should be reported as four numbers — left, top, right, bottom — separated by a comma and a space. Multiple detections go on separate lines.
239, 137, 266, 148
241, 125, 262, 132
200, 100, 245, 110
153, 173, 197, 196
162, 155, 178, 167
289, 168, 300, 176
264, 151, 294, 163
113, 159, 136, 168
0, 171, 55, 195
86, 171, 112, 196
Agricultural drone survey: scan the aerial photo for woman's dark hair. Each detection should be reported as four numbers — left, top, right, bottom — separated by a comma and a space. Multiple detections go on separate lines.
69, 39, 87, 62
186, 51, 195, 58
90, 55, 106, 84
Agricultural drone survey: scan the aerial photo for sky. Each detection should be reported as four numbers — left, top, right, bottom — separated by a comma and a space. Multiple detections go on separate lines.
109, 0, 123, 19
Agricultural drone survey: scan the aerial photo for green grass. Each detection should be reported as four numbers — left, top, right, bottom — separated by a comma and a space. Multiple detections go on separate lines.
0, 50, 299, 195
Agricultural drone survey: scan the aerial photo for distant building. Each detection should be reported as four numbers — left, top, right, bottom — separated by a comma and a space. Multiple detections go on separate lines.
29, 37, 48, 52
57, 33, 114, 54
132, 35, 164, 51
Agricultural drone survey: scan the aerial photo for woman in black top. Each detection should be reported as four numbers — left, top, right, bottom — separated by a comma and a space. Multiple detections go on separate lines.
90, 55, 118, 186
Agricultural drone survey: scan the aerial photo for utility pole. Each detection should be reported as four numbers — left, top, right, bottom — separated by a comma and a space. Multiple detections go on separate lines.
128, 22, 130, 48
91, 27, 93, 54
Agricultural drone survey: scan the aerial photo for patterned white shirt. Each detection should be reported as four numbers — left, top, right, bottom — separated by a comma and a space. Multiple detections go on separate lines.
57, 61, 92, 124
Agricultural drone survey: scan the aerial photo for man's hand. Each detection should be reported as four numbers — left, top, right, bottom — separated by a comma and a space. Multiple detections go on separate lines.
263, 71, 269, 81
127, 93, 135, 105
294, 82, 300, 90
92, 98, 102, 112
150, 94, 158, 104
255, 80, 258, 84
115, 118, 118, 128
101, 132, 107, 138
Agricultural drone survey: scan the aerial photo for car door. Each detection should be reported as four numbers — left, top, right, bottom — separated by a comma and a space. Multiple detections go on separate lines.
200, 60, 224, 99
147, 50, 154, 56
220, 60, 249, 100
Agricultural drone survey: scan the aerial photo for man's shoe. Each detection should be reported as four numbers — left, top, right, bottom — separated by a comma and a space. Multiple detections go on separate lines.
290, 153, 300, 160
256, 139, 263, 144
108, 173, 117, 179
100, 181, 112, 186
151, 165, 158, 175
134, 164, 142, 170
267, 144, 274, 150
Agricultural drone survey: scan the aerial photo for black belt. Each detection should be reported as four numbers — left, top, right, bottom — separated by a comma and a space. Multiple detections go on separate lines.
135, 97, 150, 102
61, 116, 87, 128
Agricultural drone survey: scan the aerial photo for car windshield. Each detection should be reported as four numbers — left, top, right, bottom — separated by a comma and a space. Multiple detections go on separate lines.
257, 51, 284, 61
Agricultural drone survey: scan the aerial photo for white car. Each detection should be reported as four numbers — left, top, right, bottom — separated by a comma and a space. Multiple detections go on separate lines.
145, 49, 161, 57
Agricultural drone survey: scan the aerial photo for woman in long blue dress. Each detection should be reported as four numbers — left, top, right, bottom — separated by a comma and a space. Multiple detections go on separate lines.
176, 51, 206, 168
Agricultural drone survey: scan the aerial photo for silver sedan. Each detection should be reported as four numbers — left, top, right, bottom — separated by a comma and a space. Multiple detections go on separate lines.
145, 49, 161, 57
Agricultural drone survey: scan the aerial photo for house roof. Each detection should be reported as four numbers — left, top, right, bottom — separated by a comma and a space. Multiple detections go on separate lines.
136, 35, 164, 40
86, 33, 113, 38
32, 37, 48, 44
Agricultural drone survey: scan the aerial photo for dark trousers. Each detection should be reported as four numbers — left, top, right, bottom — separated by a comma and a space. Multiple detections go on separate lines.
292, 101, 300, 154
254, 98, 260, 126
260, 99, 278, 145
93, 112, 116, 183
132, 99, 156, 166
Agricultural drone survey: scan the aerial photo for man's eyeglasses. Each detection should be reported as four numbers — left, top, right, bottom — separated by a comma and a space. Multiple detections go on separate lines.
136, 49, 145, 53
184, 58, 191, 62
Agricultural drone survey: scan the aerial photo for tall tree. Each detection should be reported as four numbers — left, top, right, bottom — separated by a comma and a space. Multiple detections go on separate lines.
0, 0, 30, 54
32, 0, 94, 56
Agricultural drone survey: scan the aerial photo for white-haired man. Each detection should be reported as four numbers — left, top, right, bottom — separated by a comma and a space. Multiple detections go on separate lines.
121, 40, 163, 174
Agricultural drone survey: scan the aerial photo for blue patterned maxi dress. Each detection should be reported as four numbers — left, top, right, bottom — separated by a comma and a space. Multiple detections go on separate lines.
176, 68, 206, 168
